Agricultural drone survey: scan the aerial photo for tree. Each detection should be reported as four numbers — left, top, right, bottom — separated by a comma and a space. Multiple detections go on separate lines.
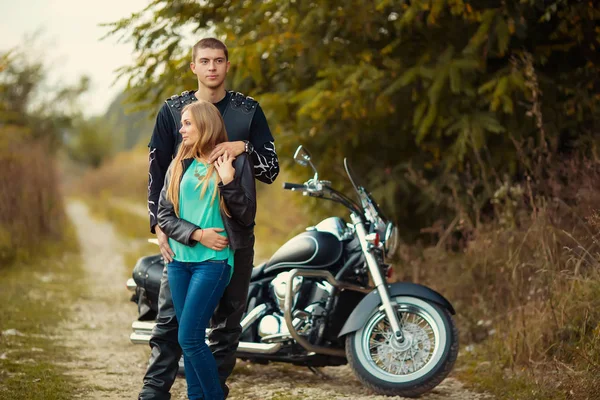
0, 47, 89, 152
103, 91, 155, 152
105, 0, 600, 238
67, 118, 114, 168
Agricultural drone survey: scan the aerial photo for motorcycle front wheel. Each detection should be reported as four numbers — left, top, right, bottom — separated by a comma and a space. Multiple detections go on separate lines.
346, 296, 458, 398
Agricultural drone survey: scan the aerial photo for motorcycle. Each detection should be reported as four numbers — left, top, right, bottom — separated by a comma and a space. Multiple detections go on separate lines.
126, 145, 458, 397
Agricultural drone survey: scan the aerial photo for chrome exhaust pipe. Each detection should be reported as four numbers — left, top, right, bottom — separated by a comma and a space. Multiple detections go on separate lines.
130, 331, 151, 345
130, 303, 279, 353
131, 321, 209, 338
132, 320, 155, 333
240, 304, 266, 333
131, 304, 267, 339
238, 341, 282, 354
130, 330, 282, 354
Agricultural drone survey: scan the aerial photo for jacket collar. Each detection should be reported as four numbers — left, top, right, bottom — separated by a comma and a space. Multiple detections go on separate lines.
182, 158, 194, 173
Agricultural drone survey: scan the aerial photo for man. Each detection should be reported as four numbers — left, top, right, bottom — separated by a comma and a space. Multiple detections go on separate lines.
140, 37, 279, 400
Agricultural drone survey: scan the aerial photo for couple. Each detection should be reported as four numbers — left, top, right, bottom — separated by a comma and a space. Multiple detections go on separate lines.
142, 38, 279, 400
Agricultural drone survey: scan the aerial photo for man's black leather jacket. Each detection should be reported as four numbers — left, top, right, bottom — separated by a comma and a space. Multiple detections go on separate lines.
157, 153, 256, 250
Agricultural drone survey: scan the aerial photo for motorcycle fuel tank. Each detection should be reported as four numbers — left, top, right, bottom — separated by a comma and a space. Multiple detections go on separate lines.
312, 217, 350, 241
264, 230, 343, 274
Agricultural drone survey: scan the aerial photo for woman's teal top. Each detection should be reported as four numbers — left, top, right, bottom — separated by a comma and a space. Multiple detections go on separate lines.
169, 159, 234, 278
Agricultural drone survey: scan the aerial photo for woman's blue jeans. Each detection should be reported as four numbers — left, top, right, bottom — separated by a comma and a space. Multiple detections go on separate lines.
167, 259, 231, 400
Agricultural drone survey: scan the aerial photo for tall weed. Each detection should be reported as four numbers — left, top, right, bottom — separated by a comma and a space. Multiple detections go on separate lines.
0, 129, 65, 265
395, 156, 600, 397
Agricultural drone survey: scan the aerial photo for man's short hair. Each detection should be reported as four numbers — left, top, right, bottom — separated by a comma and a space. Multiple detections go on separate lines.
192, 38, 228, 62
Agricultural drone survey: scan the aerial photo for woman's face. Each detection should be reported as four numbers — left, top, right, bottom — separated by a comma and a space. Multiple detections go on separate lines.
179, 110, 200, 146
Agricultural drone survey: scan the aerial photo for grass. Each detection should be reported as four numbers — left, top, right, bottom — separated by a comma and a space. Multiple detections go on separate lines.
0, 225, 86, 400
457, 349, 567, 400
396, 198, 600, 399
83, 193, 150, 239
458, 340, 600, 400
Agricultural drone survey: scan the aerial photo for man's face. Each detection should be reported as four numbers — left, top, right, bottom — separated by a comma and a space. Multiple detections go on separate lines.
191, 48, 230, 90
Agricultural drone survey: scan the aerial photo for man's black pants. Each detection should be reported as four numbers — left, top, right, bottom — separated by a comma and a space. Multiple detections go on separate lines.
138, 241, 254, 400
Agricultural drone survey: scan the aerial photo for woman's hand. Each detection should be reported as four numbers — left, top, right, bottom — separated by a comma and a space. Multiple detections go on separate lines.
192, 228, 229, 251
156, 226, 174, 263
214, 152, 235, 185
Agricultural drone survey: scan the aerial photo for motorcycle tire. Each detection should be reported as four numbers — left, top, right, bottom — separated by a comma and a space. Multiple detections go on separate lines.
346, 296, 458, 398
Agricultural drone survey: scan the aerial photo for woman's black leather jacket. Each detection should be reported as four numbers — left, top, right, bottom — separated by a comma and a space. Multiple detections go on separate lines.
157, 153, 256, 250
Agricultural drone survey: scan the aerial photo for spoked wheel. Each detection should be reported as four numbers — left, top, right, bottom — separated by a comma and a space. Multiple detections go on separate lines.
346, 296, 458, 397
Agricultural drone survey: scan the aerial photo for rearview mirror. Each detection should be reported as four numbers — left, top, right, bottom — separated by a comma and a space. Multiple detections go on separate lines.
293, 145, 312, 167
293, 145, 319, 180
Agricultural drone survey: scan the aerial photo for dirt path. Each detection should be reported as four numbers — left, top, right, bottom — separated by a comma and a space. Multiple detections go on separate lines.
61, 201, 187, 399
62, 200, 490, 400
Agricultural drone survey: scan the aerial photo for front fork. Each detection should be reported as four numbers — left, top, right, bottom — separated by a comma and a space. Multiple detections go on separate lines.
351, 213, 404, 342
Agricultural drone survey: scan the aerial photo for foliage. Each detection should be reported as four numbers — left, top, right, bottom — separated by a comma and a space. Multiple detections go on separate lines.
0, 43, 136, 171
105, 0, 600, 237
0, 48, 88, 152
74, 147, 149, 202
397, 155, 600, 398
65, 90, 156, 168
0, 129, 65, 264
67, 118, 115, 168
103, 91, 155, 151
0, 47, 87, 263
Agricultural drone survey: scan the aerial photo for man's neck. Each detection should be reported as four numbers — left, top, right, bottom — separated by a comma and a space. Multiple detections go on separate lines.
194, 85, 227, 104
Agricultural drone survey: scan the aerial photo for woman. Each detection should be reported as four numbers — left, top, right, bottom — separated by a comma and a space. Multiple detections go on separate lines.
157, 100, 256, 400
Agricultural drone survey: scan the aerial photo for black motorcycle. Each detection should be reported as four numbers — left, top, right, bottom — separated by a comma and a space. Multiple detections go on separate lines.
127, 145, 458, 397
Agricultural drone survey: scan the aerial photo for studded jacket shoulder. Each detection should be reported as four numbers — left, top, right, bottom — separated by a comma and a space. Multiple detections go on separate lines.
229, 91, 258, 114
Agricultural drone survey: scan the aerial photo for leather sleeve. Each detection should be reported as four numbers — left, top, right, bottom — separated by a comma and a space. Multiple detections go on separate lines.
148, 103, 176, 233
218, 154, 257, 227
157, 166, 201, 246
251, 141, 279, 184
249, 104, 279, 184
148, 148, 173, 234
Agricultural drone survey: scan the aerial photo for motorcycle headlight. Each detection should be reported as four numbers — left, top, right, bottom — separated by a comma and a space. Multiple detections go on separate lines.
383, 222, 399, 256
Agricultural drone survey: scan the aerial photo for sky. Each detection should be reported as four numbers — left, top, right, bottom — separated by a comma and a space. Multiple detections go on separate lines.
0, 0, 149, 116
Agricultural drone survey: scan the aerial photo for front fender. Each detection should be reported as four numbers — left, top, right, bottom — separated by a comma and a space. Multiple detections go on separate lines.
337, 282, 455, 338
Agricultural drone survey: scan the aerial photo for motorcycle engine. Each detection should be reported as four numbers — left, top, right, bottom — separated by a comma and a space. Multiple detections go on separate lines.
258, 271, 334, 344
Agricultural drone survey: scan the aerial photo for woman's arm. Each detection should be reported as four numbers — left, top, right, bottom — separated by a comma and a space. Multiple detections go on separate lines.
218, 154, 257, 227
157, 168, 201, 246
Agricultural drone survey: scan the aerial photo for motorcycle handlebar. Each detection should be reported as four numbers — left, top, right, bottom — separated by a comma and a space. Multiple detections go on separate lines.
283, 181, 364, 219
283, 182, 307, 191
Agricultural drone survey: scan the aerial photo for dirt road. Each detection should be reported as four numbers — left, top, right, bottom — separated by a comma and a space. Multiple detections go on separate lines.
62, 200, 490, 399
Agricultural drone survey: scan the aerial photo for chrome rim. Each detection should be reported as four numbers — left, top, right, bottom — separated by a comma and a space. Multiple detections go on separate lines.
355, 297, 446, 383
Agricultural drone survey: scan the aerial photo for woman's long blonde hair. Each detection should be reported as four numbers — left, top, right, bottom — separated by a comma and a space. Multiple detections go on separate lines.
166, 100, 230, 217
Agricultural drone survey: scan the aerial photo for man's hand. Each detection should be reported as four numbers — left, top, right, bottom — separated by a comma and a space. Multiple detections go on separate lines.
208, 141, 245, 163
156, 226, 175, 263
214, 152, 235, 185
192, 228, 229, 251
